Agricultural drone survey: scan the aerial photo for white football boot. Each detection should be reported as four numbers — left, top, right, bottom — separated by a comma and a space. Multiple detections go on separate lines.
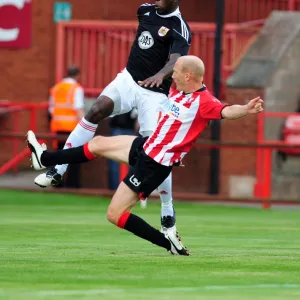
164, 230, 190, 256
34, 168, 63, 188
26, 130, 47, 170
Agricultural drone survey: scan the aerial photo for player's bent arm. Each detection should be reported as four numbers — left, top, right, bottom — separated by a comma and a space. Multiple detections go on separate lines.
157, 53, 181, 78
138, 53, 181, 87
138, 54, 182, 87
221, 97, 264, 120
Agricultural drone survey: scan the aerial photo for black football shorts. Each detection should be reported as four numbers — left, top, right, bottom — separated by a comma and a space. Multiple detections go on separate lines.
123, 136, 172, 200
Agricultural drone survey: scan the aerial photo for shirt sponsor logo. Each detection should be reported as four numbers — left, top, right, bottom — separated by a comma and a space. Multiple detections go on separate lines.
138, 31, 154, 49
129, 175, 141, 187
169, 103, 180, 118
164, 102, 180, 118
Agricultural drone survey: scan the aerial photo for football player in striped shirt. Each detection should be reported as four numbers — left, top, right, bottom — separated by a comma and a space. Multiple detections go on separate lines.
27, 56, 263, 255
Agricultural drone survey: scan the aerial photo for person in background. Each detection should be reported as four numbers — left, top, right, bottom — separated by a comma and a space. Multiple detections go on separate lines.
48, 66, 85, 188
108, 109, 138, 190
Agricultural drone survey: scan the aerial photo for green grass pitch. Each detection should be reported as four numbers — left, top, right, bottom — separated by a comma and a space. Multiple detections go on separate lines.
1, 189, 300, 299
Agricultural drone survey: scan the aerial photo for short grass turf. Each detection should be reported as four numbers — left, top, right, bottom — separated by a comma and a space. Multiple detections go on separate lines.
1, 189, 300, 300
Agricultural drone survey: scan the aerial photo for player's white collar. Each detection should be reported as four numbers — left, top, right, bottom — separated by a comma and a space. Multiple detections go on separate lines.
156, 7, 180, 18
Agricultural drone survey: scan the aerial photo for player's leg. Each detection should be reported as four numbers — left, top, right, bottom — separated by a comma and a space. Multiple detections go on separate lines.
88, 135, 136, 164
35, 70, 135, 187
107, 182, 173, 251
107, 141, 189, 255
35, 95, 113, 187
136, 88, 175, 230
157, 173, 175, 230
27, 131, 189, 255
27, 130, 136, 169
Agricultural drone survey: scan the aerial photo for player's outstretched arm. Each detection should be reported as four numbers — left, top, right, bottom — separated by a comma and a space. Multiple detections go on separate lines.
221, 97, 264, 120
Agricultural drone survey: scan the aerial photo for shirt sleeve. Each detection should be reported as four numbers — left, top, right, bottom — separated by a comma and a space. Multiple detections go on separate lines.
73, 86, 85, 110
137, 3, 154, 16
170, 19, 191, 56
200, 96, 228, 120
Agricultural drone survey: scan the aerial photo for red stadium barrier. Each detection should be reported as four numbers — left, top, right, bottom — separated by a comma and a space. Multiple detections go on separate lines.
2, 103, 300, 208
56, 20, 262, 97
1, 129, 299, 209
225, 0, 300, 22
255, 112, 300, 206
0, 101, 48, 175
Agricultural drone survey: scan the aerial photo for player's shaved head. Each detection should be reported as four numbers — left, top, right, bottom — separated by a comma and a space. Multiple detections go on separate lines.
172, 55, 205, 93
178, 56, 205, 78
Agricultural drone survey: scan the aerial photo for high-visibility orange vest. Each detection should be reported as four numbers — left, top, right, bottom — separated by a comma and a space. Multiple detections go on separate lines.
50, 81, 82, 132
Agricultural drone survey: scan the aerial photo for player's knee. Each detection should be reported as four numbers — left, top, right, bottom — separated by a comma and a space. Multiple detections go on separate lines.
88, 136, 105, 155
85, 96, 114, 123
106, 206, 119, 225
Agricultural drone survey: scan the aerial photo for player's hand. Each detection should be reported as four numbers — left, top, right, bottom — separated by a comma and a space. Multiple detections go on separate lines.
246, 97, 264, 114
138, 74, 165, 88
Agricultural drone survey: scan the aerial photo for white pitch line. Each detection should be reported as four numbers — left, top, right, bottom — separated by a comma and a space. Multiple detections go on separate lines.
0, 283, 298, 297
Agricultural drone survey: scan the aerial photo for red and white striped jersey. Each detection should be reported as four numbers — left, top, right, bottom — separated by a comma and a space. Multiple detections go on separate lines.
143, 85, 227, 166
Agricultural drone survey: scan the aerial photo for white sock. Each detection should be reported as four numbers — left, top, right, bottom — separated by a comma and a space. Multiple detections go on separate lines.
55, 118, 97, 176
157, 172, 174, 217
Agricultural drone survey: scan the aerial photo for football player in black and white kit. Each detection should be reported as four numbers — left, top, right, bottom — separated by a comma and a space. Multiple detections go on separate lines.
35, 0, 191, 241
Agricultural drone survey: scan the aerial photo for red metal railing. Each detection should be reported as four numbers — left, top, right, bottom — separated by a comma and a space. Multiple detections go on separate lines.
225, 0, 300, 22
56, 20, 262, 97
255, 112, 300, 206
0, 102, 48, 175
1, 102, 300, 207
2, 103, 300, 207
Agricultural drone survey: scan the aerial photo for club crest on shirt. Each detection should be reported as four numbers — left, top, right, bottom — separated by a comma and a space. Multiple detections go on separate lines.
183, 94, 194, 104
158, 26, 170, 37
184, 95, 199, 105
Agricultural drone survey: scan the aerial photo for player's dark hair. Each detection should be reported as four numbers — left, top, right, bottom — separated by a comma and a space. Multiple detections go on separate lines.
67, 66, 80, 77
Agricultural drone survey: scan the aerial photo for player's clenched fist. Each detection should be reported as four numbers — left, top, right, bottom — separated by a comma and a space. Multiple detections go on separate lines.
246, 97, 264, 114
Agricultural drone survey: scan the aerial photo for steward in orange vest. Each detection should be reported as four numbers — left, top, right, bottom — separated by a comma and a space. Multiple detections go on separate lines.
50, 66, 85, 133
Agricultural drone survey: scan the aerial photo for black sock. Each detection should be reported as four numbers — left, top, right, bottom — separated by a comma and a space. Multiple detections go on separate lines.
41, 145, 94, 167
123, 213, 171, 251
